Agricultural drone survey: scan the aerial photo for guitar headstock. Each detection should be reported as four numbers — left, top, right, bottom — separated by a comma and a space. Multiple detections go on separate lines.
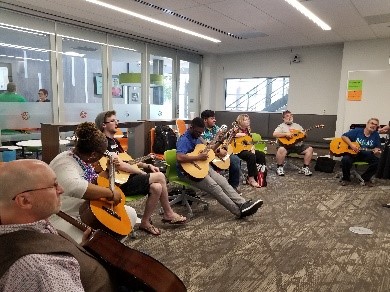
317, 124, 325, 129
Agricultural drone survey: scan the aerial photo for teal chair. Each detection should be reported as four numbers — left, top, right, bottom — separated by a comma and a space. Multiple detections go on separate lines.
164, 149, 209, 217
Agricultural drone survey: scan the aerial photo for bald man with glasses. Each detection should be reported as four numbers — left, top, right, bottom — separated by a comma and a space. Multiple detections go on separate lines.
0, 159, 115, 291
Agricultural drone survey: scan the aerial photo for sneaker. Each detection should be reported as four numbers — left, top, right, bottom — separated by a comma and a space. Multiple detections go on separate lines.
239, 199, 263, 218
299, 166, 312, 176
276, 166, 285, 176
340, 180, 348, 186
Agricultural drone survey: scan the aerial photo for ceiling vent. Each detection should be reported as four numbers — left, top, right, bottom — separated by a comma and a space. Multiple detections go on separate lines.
235, 31, 268, 39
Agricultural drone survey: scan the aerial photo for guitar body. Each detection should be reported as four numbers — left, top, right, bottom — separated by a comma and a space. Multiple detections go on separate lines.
84, 230, 187, 292
278, 129, 306, 147
79, 176, 131, 239
99, 153, 153, 184
278, 124, 325, 147
57, 211, 187, 292
181, 144, 215, 179
211, 144, 233, 170
231, 136, 254, 154
330, 138, 361, 156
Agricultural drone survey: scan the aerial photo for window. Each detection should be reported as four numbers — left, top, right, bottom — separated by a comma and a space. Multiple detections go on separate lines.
225, 77, 289, 112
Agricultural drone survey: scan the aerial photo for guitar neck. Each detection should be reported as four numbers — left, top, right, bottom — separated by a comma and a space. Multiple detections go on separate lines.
128, 155, 150, 165
57, 210, 92, 233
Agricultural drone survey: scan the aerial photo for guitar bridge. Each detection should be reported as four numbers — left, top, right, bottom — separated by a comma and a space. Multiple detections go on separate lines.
102, 206, 121, 220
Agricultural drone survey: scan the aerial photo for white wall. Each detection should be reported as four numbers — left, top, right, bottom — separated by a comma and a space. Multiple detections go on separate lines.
336, 39, 390, 135
201, 45, 344, 117
202, 40, 390, 137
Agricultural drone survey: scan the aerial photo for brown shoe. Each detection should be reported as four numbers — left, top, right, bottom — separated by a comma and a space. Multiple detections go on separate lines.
364, 181, 374, 187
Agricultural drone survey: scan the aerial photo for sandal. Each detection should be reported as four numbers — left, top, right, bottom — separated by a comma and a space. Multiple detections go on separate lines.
139, 225, 161, 236
246, 178, 260, 188
161, 214, 187, 224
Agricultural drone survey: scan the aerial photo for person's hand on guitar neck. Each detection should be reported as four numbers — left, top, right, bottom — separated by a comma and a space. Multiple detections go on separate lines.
215, 147, 228, 158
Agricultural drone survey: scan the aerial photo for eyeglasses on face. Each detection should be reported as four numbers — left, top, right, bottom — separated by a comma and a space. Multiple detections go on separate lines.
104, 119, 119, 124
12, 183, 60, 200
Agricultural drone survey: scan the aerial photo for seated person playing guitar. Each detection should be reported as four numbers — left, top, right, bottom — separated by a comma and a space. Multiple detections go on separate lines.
95, 111, 186, 236
273, 110, 314, 176
49, 122, 138, 243
339, 118, 382, 186
233, 114, 267, 188
176, 117, 263, 218
201, 109, 242, 194
0, 159, 115, 291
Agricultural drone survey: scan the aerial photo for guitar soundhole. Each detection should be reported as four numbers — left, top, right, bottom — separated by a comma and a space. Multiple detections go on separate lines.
102, 206, 121, 220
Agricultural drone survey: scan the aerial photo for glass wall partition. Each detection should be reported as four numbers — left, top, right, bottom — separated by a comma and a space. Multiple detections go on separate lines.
149, 54, 173, 120
178, 60, 200, 119
0, 22, 54, 135
110, 41, 142, 122
59, 27, 106, 123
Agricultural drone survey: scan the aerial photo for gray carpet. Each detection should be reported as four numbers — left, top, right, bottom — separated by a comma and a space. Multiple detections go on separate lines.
125, 159, 390, 292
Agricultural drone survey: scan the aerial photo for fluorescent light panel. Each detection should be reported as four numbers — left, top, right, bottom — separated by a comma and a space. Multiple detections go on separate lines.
284, 0, 331, 31
85, 0, 221, 43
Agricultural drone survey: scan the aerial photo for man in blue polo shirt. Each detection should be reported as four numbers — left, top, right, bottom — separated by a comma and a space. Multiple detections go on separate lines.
340, 118, 382, 186
176, 117, 262, 218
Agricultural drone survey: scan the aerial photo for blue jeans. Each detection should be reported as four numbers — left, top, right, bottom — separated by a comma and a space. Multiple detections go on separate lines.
228, 154, 241, 188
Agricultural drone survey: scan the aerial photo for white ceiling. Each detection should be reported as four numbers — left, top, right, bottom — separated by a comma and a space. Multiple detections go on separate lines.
2, 0, 390, 55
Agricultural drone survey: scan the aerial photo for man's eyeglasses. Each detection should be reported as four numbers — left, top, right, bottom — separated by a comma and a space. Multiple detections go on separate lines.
12, 183, 59, 200
104, 119, 119, 124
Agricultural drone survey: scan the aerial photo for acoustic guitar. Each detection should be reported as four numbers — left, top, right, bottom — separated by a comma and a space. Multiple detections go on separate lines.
180, 125, 227, 178
230, 135, 275, 154
277, 124, 324, 147
57, 211, 187, 292
80, 154, 131, 240
211, 122, 239, 170
329, 138, 377, 156
99, 153, 154, 184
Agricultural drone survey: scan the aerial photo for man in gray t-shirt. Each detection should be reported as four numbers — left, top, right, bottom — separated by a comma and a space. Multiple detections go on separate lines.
273, 110, 313, 176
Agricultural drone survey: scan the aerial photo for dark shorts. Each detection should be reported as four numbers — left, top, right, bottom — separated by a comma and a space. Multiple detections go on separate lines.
278, 143, 310, 155
120, 173, 150, 196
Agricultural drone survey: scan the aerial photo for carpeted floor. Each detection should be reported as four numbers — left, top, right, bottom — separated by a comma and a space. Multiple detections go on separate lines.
125, 157, 390, 292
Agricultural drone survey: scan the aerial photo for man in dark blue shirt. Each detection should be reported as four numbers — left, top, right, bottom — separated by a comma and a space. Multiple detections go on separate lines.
176, 117, 262, 218
340, 118, 382, 186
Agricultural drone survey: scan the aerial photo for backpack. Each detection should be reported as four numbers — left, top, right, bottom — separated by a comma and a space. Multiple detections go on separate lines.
256, 164, 267, 187
153, 125, 177, 154
314, 156, 336, 173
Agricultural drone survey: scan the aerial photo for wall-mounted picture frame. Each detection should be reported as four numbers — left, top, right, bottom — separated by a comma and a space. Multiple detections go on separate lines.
94, 73, 123, 98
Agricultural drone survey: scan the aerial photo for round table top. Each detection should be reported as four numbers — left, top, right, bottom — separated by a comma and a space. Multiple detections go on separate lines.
0, 146, 22, 150
16, 140, 70, 147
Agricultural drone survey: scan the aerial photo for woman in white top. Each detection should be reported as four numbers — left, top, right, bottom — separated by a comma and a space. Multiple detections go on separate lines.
49, 122, 137, 242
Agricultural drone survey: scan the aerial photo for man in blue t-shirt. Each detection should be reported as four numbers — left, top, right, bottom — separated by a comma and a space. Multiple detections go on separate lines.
176, 117, 263, 219
340, 118, 382, 186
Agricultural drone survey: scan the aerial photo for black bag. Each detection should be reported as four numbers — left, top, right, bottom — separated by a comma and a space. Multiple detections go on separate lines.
153, 125, 177, 154
315, 156, 336, 173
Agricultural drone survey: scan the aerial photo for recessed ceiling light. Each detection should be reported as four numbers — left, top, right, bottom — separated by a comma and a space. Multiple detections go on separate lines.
284, 0, 331, 31
85, 0, 221, 43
